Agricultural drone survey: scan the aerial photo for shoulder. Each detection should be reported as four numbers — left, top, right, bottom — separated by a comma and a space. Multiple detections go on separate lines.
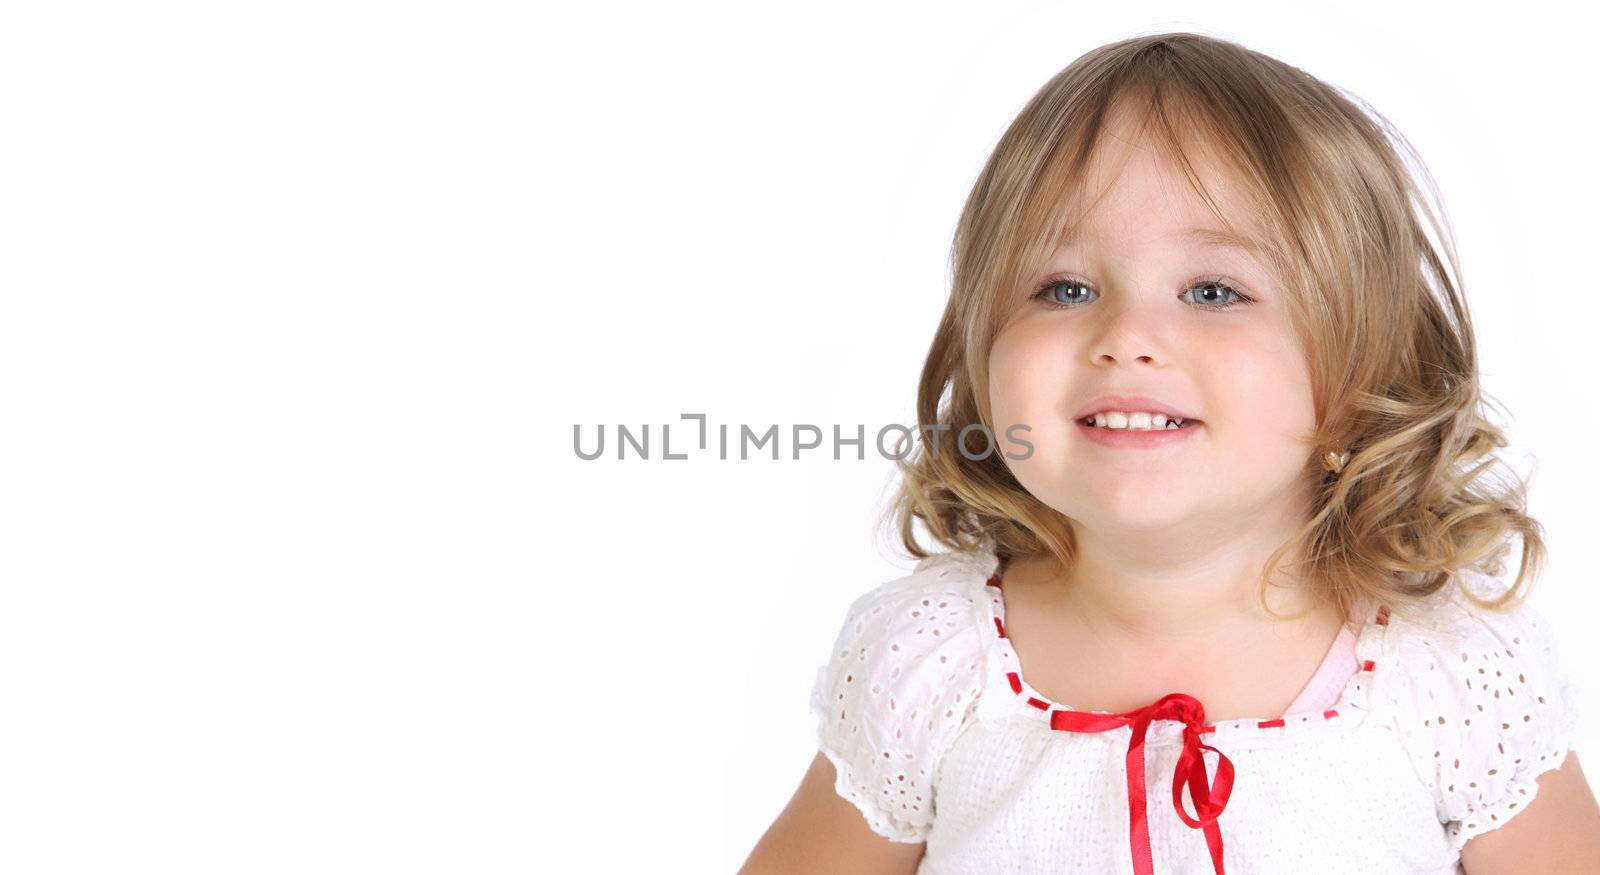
1383, 567, 1585, 854
807, 542, 999, 842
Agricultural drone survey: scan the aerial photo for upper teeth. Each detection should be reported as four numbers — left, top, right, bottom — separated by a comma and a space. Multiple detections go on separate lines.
1085, 411, 1188, 430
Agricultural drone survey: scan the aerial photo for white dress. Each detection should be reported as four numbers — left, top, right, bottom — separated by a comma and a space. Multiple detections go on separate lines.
809, 540, 1584, 874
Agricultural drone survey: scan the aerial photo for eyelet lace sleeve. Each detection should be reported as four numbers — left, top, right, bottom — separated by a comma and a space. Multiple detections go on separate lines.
807, 565, 986, 843
1392, 570, 1584, 855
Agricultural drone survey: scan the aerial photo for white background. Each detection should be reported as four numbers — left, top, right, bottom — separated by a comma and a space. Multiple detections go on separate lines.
0, 2, 1594, 872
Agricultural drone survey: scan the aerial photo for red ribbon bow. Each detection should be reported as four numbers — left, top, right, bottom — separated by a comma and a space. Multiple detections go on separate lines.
1049, 692, 1234, 875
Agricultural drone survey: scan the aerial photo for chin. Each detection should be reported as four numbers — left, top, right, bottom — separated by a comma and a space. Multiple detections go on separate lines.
1062, 493, 1197, 531
1085, 511, 1195, 536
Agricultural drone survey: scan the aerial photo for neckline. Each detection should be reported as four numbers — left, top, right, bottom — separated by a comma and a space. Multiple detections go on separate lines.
1282, 622, 1360, 714
965, 547, 1394, 744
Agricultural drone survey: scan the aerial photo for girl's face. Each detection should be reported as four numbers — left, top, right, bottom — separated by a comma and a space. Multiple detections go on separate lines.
987, 126, 1320, 542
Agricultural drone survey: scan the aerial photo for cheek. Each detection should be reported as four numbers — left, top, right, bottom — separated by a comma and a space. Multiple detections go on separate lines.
1208, 328, 1316, 449
987, 330, 1076, 426
988, 330, 1082, 487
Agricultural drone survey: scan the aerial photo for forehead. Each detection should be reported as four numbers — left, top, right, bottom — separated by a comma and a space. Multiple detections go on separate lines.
1054, 113, 1264, 254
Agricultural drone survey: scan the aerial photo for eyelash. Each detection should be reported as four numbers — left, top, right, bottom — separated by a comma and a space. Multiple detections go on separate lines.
1029, 276, 1256, 311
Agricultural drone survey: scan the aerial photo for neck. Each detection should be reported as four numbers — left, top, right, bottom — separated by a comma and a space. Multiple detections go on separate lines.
1013, 486, 1340, 651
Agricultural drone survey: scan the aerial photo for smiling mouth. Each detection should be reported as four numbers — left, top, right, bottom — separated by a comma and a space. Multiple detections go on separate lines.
1077, 415, 1203, 431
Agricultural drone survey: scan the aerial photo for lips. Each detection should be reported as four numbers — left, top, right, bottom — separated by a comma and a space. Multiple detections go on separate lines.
1075, 416, 1204, 448
1072, 393, 1201, 423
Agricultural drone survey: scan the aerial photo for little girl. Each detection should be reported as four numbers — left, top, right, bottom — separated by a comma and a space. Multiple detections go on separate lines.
741, 32, 1600, 875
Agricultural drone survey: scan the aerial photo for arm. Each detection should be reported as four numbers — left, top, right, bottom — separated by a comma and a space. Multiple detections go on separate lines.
738, 752, 927, 875
1460, 750, 1600, 874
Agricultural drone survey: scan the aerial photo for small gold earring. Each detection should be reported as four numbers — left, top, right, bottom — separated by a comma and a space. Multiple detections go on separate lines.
1322, 446, 1351, 474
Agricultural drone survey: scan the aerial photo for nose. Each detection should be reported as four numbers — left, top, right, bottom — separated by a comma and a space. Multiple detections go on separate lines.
1094, 350, 1156, 365
1090, 331, 1162, 366
1087, 299, 1169, 366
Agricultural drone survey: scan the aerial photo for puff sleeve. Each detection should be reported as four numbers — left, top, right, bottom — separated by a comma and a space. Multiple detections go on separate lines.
807, 566, 987, 842
1392, 570, 1585, 854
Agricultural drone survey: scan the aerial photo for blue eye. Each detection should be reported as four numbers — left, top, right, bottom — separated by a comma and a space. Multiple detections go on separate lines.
1183, 280, 1250, 309
1035, 279, 1097, 307
1031, 277, 1254, 311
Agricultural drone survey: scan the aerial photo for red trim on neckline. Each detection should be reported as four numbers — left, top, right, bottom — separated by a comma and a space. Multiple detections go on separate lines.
982, 565, 1383, 733
982, 562, 1383, 875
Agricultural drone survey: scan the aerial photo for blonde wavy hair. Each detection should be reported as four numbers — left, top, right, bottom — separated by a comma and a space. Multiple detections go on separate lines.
878, 31, 1544, 624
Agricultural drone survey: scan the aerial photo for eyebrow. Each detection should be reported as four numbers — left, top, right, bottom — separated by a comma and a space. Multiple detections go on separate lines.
1185, 227, 1261, 252
1056, 226, 1262, 253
